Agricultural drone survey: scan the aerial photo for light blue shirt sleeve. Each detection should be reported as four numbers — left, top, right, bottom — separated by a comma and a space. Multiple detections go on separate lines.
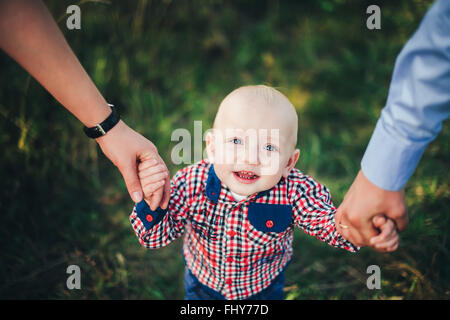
361, 0, 450, 191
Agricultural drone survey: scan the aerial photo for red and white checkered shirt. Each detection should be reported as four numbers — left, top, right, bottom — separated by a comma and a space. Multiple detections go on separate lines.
129, 159, 358, 300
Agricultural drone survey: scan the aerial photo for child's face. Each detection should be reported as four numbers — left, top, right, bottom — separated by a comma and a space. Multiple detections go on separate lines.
207, 87, 300, 196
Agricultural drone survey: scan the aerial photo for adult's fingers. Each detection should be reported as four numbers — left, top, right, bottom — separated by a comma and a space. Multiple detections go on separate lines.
154, 153, 170, 210
335, 206, 367, 247
385, 197, 408, 231
147, 186, 163, 211
119, 160, 143, 203
395, 214, 409, 232
160, 173, 171, 210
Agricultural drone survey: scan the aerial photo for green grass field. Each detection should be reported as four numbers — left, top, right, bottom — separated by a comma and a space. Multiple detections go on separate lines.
0, 0, 448, 299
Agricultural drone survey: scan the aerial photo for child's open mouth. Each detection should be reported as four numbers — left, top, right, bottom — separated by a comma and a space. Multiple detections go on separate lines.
233, 170, 260, 184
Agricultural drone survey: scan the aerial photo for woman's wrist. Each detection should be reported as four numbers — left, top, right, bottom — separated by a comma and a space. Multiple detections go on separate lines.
78, 99, 112, 127
95, 119, 126, 142
83, 104, 119, 139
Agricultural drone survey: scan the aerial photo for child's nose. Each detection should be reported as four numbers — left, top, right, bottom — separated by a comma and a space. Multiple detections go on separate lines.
243, 143, 260, 165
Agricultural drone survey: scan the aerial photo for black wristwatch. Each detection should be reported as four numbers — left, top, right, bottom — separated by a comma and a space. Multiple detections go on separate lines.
83, 104, 120, 139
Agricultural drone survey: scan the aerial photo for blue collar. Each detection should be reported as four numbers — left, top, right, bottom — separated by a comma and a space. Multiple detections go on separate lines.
205, 164, 273, 203
205, 165, 222, 202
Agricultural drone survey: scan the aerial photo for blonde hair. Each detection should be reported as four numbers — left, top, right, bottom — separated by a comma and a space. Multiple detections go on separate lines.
213, 85, 299, 148
215, 85, 294, 121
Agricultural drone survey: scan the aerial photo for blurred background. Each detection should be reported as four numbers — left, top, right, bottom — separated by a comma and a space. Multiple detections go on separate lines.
0, 0, 448, 299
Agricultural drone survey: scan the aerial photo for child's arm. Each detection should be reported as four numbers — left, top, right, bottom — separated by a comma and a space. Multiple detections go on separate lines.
291, 178, 359, 252
129, 162, 189, 249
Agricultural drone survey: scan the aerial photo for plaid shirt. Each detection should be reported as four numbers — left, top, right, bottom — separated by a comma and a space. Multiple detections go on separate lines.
129, 159, 358, 300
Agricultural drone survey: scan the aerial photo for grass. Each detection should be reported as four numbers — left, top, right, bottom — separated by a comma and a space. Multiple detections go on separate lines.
0, 0, 448, 299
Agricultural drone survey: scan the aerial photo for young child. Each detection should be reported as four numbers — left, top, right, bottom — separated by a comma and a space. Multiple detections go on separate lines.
129, 85, 399, 300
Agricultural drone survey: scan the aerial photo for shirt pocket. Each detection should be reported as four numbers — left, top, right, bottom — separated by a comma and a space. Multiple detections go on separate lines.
246, 202, 293, 247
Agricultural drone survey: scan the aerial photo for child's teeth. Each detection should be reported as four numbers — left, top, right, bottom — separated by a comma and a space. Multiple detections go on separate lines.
238, 171, 256, 179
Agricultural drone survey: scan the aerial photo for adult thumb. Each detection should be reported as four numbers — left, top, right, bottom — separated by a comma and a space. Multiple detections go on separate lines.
119, 161, 143, 203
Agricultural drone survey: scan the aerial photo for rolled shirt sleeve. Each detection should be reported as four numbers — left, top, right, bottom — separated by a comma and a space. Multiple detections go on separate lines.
361, 0, 450, 191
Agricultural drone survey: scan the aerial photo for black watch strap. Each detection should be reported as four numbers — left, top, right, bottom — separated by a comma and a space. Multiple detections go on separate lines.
83, 104, 120, 139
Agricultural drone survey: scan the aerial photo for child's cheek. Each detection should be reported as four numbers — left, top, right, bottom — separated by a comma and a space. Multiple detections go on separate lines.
259, 174, 283, 192
260, 153, 281, 176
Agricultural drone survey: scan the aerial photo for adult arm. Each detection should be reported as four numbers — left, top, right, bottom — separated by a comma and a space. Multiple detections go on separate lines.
0, 0, 170, 209
336, 0, 450, 247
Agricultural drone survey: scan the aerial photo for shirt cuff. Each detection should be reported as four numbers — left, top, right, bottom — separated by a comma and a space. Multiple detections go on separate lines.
361, 118, 428, 191
135, 200, 168, 230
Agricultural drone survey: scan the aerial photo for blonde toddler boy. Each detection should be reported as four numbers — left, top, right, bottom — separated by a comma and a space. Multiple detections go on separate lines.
129, 85, 398, 300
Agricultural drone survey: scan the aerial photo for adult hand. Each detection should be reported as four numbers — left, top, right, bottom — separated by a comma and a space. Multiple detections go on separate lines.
96, 120, 170, 210
335, 170, 408, 249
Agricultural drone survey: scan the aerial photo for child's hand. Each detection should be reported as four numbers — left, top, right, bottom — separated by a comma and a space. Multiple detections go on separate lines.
369, 215, 399, 252
138, 158, 169, 207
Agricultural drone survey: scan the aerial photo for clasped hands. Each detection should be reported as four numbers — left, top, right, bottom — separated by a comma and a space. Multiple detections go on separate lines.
96, 120, 170, 211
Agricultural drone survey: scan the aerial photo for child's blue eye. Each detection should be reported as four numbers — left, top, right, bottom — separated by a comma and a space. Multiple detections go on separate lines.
231, 138, 242, 145
265, 144, 277, 151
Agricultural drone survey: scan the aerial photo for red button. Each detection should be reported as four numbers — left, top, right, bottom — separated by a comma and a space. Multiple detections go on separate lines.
266, 220, 274, 228
146, 214, 153, 222
225, 279, 232, 285
226, 257, 233, 263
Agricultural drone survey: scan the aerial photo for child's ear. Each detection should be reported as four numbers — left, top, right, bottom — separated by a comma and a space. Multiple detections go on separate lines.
282, 149, 300, 178
205, 131, 215, 162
